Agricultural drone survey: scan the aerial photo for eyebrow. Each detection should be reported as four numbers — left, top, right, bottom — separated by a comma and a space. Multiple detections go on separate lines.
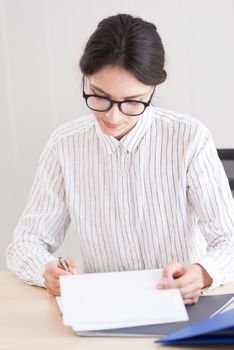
90, 84, 148, 99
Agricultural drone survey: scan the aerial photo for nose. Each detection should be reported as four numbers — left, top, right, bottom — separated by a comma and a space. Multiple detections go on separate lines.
105, 103, 123, 124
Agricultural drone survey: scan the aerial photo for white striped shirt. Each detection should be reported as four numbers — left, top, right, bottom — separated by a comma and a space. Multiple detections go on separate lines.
5, 105, 234, 288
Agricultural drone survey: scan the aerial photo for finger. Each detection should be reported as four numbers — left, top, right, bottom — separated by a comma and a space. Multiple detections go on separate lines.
157, 271, 190, 289
180, 282, 202, 297
44, 278, 58, 288
157, 268, 195, 290
54, 266, 72, 278
44, 276, 60, 289
157, 277, 178, 289
182, 289, 201, 300
44, 269, 64, 288
44, 262, 71, 278
65, 258, 78, 274
44, 271, 69, 288
162, 262, 185, 279
46, 286, 60, 296
184, 296, 200, 305
48, 280, 60, 289
176, 272, 204, 290
45, 282, 58, 294
173, 270, 184, 278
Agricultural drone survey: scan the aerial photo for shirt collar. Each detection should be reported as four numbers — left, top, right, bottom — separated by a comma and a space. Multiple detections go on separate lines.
95, 105, 153, 156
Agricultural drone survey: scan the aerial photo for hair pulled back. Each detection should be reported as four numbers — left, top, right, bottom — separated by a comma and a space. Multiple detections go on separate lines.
79, 13, 167, 86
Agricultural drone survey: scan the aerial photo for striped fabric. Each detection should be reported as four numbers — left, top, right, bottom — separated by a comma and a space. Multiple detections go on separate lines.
5, 105, 234, 288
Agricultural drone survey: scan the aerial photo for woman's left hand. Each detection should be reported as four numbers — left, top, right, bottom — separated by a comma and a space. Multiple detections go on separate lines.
157, 262, 213, 304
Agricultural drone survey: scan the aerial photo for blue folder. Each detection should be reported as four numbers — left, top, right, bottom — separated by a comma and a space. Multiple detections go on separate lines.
156, 308, 234, 344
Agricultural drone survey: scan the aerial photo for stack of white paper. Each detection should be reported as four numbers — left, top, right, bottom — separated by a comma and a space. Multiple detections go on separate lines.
59, 269, 188, 332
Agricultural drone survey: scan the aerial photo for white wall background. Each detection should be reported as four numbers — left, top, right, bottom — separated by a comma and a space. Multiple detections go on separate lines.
1, 0, 234, 270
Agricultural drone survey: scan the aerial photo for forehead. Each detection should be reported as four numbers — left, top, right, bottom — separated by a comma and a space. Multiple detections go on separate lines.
87, 65, 150, 99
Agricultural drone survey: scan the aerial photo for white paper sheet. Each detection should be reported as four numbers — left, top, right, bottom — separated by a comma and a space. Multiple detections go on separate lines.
60, 269, 188, 331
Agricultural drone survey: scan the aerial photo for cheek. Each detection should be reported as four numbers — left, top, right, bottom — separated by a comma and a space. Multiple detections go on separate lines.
92, 111, 107, 125
127, 116, 140, 126
92, 111, 101, 120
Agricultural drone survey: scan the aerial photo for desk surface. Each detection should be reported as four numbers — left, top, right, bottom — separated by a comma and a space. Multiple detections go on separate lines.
1, 272, 234, 350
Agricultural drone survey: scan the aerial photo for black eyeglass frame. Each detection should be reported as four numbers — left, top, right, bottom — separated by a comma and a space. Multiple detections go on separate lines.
82, 80, 156, 117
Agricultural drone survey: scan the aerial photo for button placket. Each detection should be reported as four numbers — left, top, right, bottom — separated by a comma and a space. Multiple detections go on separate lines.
119, 151, 141, 268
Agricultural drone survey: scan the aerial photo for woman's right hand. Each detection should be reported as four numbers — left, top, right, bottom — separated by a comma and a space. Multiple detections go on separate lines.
43, 259, 78, 296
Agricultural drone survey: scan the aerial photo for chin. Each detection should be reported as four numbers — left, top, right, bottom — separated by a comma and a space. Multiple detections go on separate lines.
104, 129, 120, 137
101, 124, 120, 134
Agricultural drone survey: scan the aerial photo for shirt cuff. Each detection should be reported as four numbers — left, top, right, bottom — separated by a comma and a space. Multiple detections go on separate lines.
33, 256, 57, 287
196, 256, 224, 292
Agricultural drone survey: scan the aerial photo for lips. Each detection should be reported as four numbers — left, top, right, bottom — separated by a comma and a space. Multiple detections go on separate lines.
103, 121, 121, 129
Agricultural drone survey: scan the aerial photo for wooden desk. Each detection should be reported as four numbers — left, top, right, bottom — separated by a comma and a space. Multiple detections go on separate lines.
1, 272, 234, 350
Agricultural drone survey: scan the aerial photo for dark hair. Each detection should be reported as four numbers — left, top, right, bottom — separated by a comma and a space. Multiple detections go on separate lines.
79, 14, 166, 86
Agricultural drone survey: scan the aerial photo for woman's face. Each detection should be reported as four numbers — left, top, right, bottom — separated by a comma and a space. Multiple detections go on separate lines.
85, 65, 154, 140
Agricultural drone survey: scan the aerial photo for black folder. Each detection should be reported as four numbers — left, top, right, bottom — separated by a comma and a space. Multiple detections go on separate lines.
75, 294, 234, 337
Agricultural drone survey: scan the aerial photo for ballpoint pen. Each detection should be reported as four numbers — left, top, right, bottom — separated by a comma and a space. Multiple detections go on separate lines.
58, 256, 71, 273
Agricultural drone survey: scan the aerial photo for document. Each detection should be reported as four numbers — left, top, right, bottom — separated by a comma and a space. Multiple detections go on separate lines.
59, 269, 188, 332
72, 294, 234, 337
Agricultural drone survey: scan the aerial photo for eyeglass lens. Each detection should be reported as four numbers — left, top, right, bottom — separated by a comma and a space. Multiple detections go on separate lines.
86, 96, 145, 115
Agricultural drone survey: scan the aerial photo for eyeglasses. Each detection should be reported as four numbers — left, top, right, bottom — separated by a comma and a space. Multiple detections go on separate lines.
82, 80, 155, 117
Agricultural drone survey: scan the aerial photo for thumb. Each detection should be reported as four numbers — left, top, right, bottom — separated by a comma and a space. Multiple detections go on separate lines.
162, 262, 184, 279
66, 258, 78, 274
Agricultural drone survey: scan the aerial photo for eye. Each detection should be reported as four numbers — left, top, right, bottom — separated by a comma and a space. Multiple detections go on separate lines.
125, 101, 141, 106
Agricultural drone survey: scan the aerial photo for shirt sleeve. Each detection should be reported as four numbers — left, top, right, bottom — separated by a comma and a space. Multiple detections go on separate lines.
187, 130, 234, 289
5, 143, 71, 287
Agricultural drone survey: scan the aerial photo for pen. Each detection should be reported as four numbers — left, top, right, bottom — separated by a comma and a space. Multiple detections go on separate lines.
58, 256, 71, 273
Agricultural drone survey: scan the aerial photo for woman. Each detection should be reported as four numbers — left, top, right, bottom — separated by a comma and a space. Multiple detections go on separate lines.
6, 14, 234, 304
